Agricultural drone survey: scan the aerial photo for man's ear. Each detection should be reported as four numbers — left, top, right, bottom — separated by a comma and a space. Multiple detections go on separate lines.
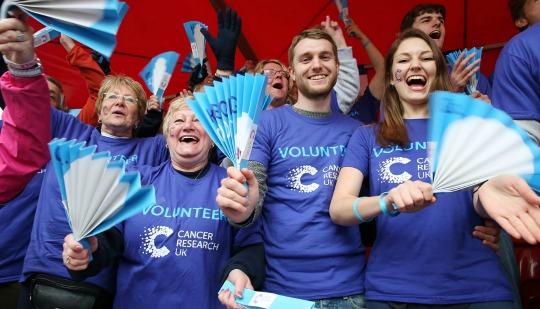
515, 17, 529, 29
289, 67, 295, 82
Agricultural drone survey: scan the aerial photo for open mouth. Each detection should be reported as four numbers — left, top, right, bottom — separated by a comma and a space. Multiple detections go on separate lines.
112, 110, 125, 116
272, 82, 283, 90
429, 30, 441, 39
406, 75, 427, 89
179, 135, 200, 144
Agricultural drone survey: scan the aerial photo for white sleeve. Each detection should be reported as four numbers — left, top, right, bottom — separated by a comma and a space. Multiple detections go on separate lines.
334, 47, 360, 114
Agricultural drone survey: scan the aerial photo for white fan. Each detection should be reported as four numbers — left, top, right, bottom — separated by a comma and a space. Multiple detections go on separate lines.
139, 51, 179, 104
428, 91, 540, 193
48, 138, 156, 246
1, 0, 128, 58
187, 73, 272, 169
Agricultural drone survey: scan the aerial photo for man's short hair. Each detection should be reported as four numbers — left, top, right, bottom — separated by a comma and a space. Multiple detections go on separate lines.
400, 3, 446, 31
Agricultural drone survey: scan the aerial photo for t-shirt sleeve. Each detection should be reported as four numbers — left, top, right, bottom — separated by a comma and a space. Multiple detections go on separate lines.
342, 126, 371, 176
249, 113, 272, 166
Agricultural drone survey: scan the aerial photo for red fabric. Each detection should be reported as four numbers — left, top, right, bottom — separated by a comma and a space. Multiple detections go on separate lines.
66, 45, 106, 127
0, 73, 51, 203
33, 0, 519, 109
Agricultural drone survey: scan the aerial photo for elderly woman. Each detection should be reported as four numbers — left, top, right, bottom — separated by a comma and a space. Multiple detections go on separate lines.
62, 97, 264, 308
330, 29, 540, 308
9, 25, 169, 306
17, 72, 169, 307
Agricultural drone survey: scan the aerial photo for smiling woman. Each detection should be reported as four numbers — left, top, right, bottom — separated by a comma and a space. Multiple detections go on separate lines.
60, 95, 265, 309
95, 75, 147, 138
329, 29, 522, 308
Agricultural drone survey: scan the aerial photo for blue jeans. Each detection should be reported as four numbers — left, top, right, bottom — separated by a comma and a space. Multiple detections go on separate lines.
365, 301, 513, 309
314, 294, 366, 309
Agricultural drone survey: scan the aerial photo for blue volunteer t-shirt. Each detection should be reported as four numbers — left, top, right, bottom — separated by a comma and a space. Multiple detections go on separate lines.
114, 162, 261, 308
22, 108, 169, 291
250, 105, 364, 300
492, 22, 540, 121
0, 121, 47, 284
342, 119, 512, 304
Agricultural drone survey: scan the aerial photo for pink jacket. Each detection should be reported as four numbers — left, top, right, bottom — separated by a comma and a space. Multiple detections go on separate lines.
0, 73, 51, 203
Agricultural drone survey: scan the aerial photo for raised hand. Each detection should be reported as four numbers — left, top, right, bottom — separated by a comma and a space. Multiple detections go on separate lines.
200, 8, 241, 71
449, 51, 480, 93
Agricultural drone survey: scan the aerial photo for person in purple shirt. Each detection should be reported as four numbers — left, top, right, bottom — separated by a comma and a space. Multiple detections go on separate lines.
62, 97, 264, 309
217, 28, 365, 309
492, 0, 540, 143
330, 29, 540, 308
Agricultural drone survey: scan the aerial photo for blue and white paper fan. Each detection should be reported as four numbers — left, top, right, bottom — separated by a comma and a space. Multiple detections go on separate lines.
183, 21, 207, 68
187, 73, 272, 169
139, 51, 179, 103
1, 0, 129, 58
48, 138, 156, 243
446, 47, 483, 94
428, 91, 540, 193
33, 26, 60, 47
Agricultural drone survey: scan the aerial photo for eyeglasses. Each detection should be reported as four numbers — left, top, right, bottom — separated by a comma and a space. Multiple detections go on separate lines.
103, 92, 138, 104
262, 69, 289, 79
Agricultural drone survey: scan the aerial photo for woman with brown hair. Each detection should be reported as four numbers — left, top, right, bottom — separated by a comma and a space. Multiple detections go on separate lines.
329, 29, 539, 308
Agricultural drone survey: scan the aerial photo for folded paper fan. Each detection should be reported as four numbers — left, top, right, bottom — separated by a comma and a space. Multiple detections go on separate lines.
183, 21, 207, 68
48, 138, 156, 244
139, 51, 179, 104
1, 0, 128, 58
33, 26, 60, 47
187, 73, 272, 169
428, 91, 540, 193
219, 280, 315, 309
445, 47, 483, 94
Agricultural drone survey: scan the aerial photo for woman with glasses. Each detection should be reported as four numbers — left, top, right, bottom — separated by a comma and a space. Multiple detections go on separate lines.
18, 74, 170, 308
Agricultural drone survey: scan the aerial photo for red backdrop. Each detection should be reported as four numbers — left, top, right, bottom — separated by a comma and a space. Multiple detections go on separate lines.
33, 0, 518, 109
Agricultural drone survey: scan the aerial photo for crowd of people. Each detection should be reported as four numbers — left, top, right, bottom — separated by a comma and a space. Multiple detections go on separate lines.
0, 1, 539, 309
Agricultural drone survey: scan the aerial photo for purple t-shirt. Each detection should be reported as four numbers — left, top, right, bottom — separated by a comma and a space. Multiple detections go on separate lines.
250, 105, 364, 300
342, 119, 512, 304
492, 22, 540, 121
113, 162, 261, 308
22, 108, 169, 291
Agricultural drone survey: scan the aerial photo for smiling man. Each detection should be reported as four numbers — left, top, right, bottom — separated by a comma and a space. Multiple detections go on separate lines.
216, 28, 365, 309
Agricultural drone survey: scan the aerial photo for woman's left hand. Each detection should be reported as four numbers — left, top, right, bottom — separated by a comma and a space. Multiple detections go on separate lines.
218, 269, 252, 309
478, 175, 540, 244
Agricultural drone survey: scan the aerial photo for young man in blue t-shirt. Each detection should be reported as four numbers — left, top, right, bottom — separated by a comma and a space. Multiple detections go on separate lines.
216, 28, 365, 308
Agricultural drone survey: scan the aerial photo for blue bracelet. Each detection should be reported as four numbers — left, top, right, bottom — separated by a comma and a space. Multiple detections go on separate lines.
352, 197, 369, 223
379, 192, 400, 217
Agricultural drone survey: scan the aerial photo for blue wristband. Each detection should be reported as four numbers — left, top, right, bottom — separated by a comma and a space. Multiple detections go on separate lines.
379, 192, 400, 217
352, 197, 368, 223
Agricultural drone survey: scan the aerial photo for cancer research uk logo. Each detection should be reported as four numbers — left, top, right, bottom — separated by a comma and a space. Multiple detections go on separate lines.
286, 164, 341, 193
140, 226, 174, 258
140, 225, 221, 258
